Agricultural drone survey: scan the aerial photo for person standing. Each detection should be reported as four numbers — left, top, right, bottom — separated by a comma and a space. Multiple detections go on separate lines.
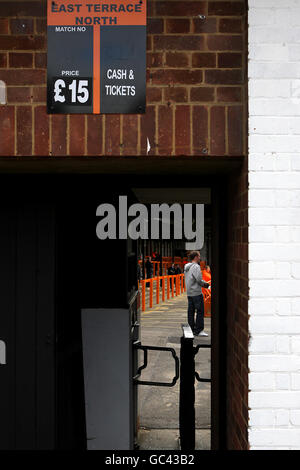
184, 251, 210, 337
168, 263, 176, 275
175, 264, 182, 275
137, 258, 142, 282
145, 256, 153, 279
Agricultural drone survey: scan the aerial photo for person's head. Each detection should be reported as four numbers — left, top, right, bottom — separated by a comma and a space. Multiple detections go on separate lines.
188, 251, 200, 263
149, 256, 151, 261
206, 265, 211, 273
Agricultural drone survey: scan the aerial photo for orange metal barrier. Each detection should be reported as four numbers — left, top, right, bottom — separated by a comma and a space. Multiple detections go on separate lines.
140, 273, 186, 312
202, 281, 211, 317
139, 261, 212, 316
140, 256, 188, 276
202, 267, 211, 317
139, 259, 161, 278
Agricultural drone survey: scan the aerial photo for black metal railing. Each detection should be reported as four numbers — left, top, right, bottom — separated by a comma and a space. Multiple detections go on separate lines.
179, 324, 211, 451
133, 342, 180, 387
133, 324, 211, 450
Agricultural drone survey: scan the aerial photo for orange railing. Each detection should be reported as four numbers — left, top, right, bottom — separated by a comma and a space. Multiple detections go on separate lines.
202, 280, 211, 317
139, 258, 211, 315
139, 256, 188, 277
140, 273, 186, 312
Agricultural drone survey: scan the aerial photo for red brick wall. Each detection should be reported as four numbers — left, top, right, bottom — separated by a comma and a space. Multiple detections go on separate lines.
0, 0, 247, 157
223, 2, 248, 450
226, 159, 248, 450
0, 0, 249, 450
225, 1, 248, 450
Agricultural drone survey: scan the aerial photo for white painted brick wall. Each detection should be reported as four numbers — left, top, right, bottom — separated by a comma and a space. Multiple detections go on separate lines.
249, 0, 300, 450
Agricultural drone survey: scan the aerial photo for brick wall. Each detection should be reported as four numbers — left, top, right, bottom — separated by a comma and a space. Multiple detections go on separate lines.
227, 159, 249, 449
248, 0, 300, 450
0, 0, 249, 450
0, 0, 247, 157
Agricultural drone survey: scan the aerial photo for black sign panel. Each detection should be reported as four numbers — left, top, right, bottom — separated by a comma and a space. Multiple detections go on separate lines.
100, 26, 146, 114
47, 27, 93, 114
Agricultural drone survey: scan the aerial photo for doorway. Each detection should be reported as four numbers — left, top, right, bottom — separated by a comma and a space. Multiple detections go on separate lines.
129, 187, 212, 450
0, 173, 227, 450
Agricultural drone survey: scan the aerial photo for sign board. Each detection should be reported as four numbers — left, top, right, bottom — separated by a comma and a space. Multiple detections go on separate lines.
47, 1, 146, 114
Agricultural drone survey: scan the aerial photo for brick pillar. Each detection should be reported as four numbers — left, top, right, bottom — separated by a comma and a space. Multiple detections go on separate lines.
227, 159, 249, 449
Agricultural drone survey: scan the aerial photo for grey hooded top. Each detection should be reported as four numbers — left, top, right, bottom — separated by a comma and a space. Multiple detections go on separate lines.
184, 262, 210, 297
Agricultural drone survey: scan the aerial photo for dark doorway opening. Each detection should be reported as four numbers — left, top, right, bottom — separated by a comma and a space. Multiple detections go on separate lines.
0, 173, 227, 450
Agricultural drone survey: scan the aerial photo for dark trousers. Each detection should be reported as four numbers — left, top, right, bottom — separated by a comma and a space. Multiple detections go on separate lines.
187, 294, 204, 334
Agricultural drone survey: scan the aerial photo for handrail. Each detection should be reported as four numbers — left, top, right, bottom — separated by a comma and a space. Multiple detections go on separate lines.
133, 343, 180, 387
140, 271, 212, 315
139, 256, 188, 276
140, 273, 186, 312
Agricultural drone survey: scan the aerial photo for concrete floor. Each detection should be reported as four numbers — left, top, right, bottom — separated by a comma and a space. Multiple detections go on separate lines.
138, 429, 211, 451
138, 292, 211, 450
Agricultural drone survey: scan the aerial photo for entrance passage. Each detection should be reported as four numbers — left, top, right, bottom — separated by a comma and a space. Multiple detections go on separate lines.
0, 175, 224, 450
132, 187, 212, 450
138, 285, 211, 450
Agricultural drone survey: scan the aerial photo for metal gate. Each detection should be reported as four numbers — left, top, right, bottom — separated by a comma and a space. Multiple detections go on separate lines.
134, 324, 211, 451
81, 289, 211, 451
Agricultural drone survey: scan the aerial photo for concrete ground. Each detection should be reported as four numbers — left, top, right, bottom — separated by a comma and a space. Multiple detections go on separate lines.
137, 291, 211, 450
